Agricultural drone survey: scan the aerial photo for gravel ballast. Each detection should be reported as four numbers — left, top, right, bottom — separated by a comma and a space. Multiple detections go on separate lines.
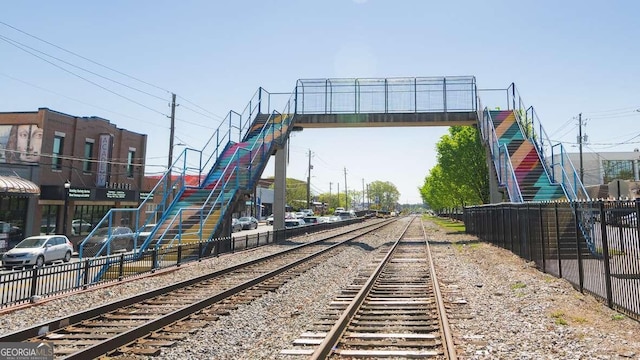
2, 217, 640, 359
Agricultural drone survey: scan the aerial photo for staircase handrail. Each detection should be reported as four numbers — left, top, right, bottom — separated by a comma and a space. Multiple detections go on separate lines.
507, 83, 590, 202
153, 94, 297, 251
78, 86, 272, 259
507, 84, 595, 254
477, 101, 523, 202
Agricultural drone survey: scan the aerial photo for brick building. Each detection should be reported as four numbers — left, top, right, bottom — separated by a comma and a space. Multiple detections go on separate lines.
0, 108, 148, 250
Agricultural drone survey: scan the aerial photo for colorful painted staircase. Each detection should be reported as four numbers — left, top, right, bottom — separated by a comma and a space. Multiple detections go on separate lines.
141, 113, 290, 260
490, 110, 566, 202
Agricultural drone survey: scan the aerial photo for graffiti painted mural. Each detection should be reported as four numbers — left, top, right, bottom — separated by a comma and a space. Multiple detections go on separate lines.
0, 124, 43, 165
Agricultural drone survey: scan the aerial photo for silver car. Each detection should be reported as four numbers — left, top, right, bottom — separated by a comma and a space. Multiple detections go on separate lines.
2, 235, 74, 269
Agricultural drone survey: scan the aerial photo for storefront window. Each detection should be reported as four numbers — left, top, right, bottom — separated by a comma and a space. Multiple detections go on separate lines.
71, 205, 111, 236
0, 195, 28, 248
41, 205, 58, 235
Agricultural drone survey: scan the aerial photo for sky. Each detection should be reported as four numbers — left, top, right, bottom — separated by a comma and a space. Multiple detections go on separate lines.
1, 1, 640, 204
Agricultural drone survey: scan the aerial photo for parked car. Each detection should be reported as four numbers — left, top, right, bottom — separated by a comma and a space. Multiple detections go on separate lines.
335, 211, 353, 220
237, 216, 259, 230
71, 219, 93, 235
82, 226, 135, 257
266, 214, 274, 225
303, 216, 319, 225
285, 218, 306, 228
0, 221, 23, 249
232, 218, 243, 232
2, 235, 73, 269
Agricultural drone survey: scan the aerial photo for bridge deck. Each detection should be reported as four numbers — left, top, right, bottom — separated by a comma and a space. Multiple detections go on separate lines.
292, 111, 478, 128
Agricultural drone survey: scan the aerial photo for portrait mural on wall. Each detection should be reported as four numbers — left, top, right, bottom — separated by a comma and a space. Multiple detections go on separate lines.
0, 124, 43, 164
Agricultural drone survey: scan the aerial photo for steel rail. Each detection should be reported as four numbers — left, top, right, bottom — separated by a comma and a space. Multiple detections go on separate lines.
422, 218, 458, 360
309, 217, 413, 359
1, 219, 397, 358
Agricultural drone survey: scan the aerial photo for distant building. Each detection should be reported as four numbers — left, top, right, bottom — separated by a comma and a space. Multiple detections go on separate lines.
0, 108, 147, 250
563, 151, 640, 186
562, 151, 640, 199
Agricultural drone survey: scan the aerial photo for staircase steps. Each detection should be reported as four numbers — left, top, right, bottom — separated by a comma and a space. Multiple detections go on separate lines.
137, 114, 291, 257
489, 110, 566, 202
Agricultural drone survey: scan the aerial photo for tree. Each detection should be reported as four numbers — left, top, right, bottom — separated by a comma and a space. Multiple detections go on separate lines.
368, 181, 400, 211
420, 126, 488, 210
267, 177, 308, 210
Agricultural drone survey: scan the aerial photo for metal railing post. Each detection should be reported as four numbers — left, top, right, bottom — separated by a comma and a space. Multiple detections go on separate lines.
118, 254, 125, 281
83, 259, 90, 290
555, 202, 562, 278
539, 203, 546, 272
599, 201, 614, 308
30, 267, 39, 299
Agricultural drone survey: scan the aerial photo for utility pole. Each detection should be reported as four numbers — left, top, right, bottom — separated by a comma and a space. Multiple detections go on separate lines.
337, 183, 340, 208
578, 113, 584, 183
307, 149, 312, 209
366, 184, 370, 210
168, 93, 177, 171
329, 182, 332, 209
362, 178, 365, 210
344, 167, 348, 211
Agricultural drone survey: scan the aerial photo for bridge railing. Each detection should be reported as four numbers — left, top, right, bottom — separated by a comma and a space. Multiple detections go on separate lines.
476, 96, 523, 202
506, 84, 590, 202
295, 76, 477, 114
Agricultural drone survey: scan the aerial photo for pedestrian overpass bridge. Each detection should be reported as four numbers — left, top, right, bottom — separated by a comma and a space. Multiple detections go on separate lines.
78, 76, 593, 265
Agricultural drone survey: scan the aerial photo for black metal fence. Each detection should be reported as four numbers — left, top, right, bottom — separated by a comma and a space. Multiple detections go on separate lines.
0, 218, 362, 308
464, 200, 640, 321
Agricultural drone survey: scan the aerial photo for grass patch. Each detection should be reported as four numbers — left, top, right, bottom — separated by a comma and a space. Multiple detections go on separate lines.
427, 215, 466, 233
612, 314, 625, 321
571, 316, 588, 324
551, 311, 568, 325
511, 281, 527, 290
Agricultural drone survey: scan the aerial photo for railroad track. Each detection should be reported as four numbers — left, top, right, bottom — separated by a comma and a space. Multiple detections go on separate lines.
0, 219, 397, 359
282, 216, 458, 359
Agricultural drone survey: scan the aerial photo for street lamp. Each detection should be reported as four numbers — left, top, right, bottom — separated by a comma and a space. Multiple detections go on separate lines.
62, 180, 71, 236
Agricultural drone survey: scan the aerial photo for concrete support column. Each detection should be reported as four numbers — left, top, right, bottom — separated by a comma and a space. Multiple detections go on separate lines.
273, 140, 288, 229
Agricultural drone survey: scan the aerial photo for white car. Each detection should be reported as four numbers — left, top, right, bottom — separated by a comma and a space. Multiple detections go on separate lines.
285, 218, 306, 228
2, 235, 74, 269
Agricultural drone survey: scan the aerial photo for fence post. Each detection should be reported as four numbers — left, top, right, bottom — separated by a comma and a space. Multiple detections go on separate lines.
30, 267, 39, 299
118, 253, 125, 281
83, 259, 90, 290
152, 248, 158, 273
554, 202, 562, 278
575, 203, 585, 292
198, 242, 203, 261
526, 203, 533, 261
177, 244, 183, 267
599, 201, 614, 308
539, 203, 546, 272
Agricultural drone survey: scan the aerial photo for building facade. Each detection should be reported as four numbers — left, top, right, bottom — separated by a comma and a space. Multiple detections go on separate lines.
564, 151, 640, 186
0, 108, 147, 250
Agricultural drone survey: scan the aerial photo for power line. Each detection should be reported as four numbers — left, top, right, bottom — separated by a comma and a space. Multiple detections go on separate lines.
0, 72, 164, 128
0, 35, 169, 117
1, 20, 223, 128
0, 20, 171, 94
177, 96, 226, 122
0, 33, 167, 102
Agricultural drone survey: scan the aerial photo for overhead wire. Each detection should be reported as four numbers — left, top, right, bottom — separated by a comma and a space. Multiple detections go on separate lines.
1, 20, 224, 135
0, 33, 167, 102
0, 35, 169, 117
0, 20, 171, 94
0, 72, 163, 128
